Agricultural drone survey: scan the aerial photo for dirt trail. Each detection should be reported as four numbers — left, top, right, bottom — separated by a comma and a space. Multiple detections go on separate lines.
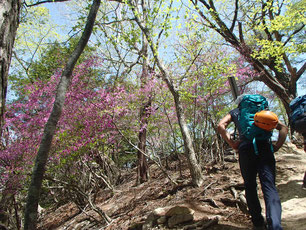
38, 143, 306, 230
275, 143, 306, 230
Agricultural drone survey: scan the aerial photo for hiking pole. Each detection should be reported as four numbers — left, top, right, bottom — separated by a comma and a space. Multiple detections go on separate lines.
228, 77, 240, 140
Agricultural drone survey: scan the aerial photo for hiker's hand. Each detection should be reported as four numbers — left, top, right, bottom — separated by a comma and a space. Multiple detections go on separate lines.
273, 144, 280, 152
231, 140, 241, 150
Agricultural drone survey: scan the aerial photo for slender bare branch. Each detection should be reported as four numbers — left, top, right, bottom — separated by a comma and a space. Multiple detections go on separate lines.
25, 0, 71, 7
283, 24, 305, 46
238, 22, 244, 43
261, 1, 273, 41
230, 0, 239, 32
296, 62, 306, 80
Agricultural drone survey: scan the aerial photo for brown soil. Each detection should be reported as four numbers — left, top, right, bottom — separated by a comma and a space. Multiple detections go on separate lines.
38, 143, 306, 230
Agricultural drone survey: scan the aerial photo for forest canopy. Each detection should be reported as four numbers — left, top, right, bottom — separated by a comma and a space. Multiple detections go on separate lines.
0, 0, 305, 229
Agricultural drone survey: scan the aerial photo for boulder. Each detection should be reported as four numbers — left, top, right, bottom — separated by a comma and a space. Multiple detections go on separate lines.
166, 206, 194, 228
165, 206, 194, 216
168, 213, 193, 228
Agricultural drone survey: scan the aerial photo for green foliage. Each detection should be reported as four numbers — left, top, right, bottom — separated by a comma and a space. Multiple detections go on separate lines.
247, 0, 305, 69
117, 151, 138, 168
10, 5, 61, 95
10, 37, 97, 96
30, 37, 96, 80
14, 5, 62, 67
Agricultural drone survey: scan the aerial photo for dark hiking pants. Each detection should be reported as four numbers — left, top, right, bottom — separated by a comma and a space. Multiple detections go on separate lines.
238, 141, 283, 230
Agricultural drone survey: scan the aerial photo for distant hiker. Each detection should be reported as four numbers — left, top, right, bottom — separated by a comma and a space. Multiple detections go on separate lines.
218, 94, 288, 230
289, 94, 306, 188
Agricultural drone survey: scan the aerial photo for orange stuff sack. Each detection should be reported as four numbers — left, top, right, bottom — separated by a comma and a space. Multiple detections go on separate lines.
254, 110, 278, 131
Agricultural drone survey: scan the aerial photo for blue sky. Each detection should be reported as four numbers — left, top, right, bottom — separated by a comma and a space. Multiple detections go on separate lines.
45, 2, 74, 35
297, 77, 306, 96
44, 2, 306, 97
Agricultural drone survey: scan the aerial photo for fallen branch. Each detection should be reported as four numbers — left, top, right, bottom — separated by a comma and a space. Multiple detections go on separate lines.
230, 186, 238, 199
202, 180, 218, 195
201, 198, 219, 208
87, 191, 112, 224
228, 186, 248, 214
220, 197, 237, 207
238, 192, 248, 214
224, 183, 245, 191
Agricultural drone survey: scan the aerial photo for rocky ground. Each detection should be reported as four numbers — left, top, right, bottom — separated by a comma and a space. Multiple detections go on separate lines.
38, 142, 306, 230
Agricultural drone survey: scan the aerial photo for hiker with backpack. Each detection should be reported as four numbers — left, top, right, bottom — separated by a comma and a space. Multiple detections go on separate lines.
218, 94, 288, 230
289, 94, 306, 188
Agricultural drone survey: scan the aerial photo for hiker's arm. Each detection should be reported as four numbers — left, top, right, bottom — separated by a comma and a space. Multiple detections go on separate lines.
218, 114, 240, 150
273, 121, 288, 152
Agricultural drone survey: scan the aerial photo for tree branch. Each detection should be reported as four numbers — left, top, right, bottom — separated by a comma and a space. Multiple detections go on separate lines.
192, 1, 222, 33
238, 22, 244, 43
12, 51, 32, 82
197, 0, 240, 45
179, 48, 203, 85
296, 62, 306, 80
261, 1, 273, 41
156, 0, 174, 50
25, 0, 71, 7
230, 0, 238, 32
283, 24, 305, 46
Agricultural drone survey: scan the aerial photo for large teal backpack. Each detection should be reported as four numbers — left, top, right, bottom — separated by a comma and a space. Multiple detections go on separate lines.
289, 94, 306, 132
238, 94, 273, 154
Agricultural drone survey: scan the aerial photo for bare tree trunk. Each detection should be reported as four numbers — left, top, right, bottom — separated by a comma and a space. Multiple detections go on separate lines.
0, 1, 22, 227
0, 0, 22, 137
23, 1, 101, 229
129, 1, 204, 187
171, 88, 204, 186
136, 1, 150, 184
137, 97, 151, 183
137, 111, 149, 183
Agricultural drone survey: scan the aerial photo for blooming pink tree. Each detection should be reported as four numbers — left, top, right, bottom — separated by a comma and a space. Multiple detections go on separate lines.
1, 59, 130, 198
